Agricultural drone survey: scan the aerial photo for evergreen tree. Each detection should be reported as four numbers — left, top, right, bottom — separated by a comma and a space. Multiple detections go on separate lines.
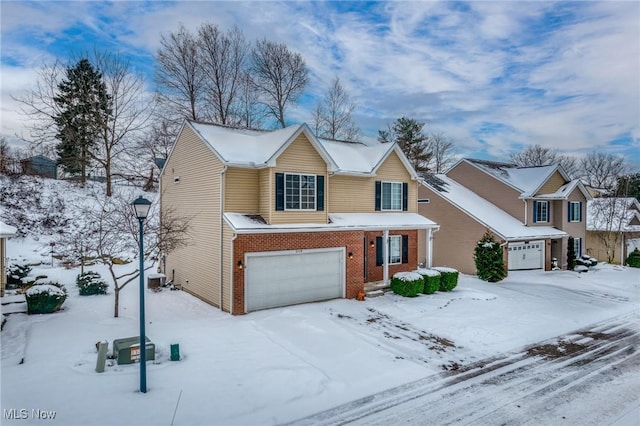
378, 117, 431, 174
474, 230, 506, 282
567, 236, 576, 270
53, 59, 110, 183
616, 172, 640, 200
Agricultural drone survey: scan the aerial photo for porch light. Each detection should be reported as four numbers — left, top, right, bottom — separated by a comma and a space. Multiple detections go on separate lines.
237, 260, 244, 269
370, 241, 375, 248
348, 252, 354, 259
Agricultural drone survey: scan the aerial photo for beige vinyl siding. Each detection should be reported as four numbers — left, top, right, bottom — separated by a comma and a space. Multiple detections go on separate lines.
329, 151, 417, 213
224, 168, 259, 213
221, 221, 234, 312
160, 124, 222, 307
561, 187, 587, 241
259, 169, 271, 223
537, 171, 566, 195
418, 184, 489, 274
448, 161, 524, 221
270, 134, 328, 224
0, 238, 6, 296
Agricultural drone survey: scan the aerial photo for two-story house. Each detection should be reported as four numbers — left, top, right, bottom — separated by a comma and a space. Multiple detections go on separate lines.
419, 159, 591, 275
160, 120, 439, 314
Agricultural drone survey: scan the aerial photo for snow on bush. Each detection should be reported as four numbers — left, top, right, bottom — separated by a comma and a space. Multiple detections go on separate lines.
25, 282, 67, 314
626, 248, 640, 268
574, 265, 589, 273
433, 267, 459, 291
390, 272, 424, 297
416, 268, 441, 294
76, 271, 109, 296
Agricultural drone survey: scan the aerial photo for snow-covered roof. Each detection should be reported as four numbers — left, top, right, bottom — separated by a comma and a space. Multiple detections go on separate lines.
587, 197, 640, 232
536, 180, 592, 200
223, 212, 438, 233
185, 120, 416, 177
462, 159, 567, 198
0, 221, 17, 237
421, 174, 567, 241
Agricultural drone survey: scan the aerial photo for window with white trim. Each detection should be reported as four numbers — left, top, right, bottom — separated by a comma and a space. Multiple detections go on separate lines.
534, 201, 549, 223
569, 201, 581, 222
382, 182, 402, 211
389, 235, 402, 264
285, 173, 316, 210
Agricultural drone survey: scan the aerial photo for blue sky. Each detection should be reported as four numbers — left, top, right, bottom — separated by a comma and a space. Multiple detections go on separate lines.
1, 1, 638, 168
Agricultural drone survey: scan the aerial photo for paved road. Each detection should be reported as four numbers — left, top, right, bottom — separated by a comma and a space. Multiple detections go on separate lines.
288, 312, 640, 425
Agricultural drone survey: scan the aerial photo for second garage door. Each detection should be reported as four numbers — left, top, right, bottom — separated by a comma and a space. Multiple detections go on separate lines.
245, 248, 345, 312
508, 241, 544, 270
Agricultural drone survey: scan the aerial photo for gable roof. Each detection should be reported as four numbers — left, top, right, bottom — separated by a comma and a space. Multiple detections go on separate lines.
421, 174, 567, 241
587, 197, 640, 232
176, 120, 417, 178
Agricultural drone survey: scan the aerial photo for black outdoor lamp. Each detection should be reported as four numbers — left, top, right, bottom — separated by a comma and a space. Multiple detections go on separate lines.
132, 196, 151, 393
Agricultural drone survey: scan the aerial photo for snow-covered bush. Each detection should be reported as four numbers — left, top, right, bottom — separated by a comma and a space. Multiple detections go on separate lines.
6, 263, 32, 286
76, 271, 108, 295
25, 282, 67, 314
626, 248, 640, 268
433, 267, 459, 291
474, 231, 506, 282
576, 255, 597, 268
416, 268, 441, 294
390, 272, 424, 297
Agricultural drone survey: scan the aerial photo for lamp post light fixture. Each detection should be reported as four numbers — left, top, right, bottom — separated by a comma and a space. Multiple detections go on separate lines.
132, 196, 152, 393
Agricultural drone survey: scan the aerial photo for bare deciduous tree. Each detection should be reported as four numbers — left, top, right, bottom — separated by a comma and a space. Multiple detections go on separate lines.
198, 24, 249, 125
251, 39, 308, 128
155, 25, 204, 121
426, 133, 456, 173
579, 151, 628, 191
510, 144, 579, 178
589, 197, 633, 263
311, 77, 360, 141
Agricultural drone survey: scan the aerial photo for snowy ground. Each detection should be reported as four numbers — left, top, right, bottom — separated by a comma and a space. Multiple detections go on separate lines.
1, 236, 639, 426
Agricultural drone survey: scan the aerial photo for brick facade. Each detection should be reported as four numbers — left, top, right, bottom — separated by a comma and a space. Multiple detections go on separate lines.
232, 229, 420, 314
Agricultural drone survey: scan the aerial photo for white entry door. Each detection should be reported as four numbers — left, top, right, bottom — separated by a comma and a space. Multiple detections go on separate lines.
245, 248, 345, 312
508, 241, 544, 270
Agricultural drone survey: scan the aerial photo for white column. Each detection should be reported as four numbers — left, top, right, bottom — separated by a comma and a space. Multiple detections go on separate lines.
427, 228, 433, 268
383, 229, 389, 283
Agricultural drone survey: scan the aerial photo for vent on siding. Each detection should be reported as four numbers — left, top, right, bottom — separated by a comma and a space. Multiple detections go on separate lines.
174, 176, 180, 184
418, 198, 430, 203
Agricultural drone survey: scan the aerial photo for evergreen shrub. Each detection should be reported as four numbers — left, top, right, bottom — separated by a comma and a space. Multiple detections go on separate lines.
474, 231, 506, 282
26, 282, 67, 314
416, 268, 441, 294
76, 271, 108, 295
390, 272, 424, 297
6, 263, 32, 286
433, 267, 459, 291
627, 248, 640, 268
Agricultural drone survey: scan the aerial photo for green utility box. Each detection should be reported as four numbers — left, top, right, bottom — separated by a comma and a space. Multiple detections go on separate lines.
113, 336, 155, 365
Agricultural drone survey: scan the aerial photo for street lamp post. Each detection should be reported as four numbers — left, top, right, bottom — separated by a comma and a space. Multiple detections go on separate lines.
132, 196, 152, 393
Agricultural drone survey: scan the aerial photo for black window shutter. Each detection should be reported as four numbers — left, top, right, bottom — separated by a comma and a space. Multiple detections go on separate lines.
275, 173, 284, 211
533, 201, 537, 223
567, 201, 571, 221
316, 175, 324, 211
375, 181, 381, 211
579, 201, 583, 222
376, 236, 383, 266
402, 182, 408, 211
402, 235, 409, 263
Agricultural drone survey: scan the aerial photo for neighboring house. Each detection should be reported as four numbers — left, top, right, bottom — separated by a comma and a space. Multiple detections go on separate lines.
160, 120, 439, 314
419, 159, 591, 274
1, 221, 18, 297
586, 197, 640, 264
20, 155, 57, 179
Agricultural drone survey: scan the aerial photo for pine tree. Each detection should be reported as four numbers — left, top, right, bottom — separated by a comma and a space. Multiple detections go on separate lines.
378, 117, 431, 174
474, 230, 506, 282
53, 59, 110, 183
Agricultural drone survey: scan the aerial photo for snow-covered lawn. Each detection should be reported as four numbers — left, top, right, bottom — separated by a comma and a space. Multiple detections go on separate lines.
2, 236, 639, 425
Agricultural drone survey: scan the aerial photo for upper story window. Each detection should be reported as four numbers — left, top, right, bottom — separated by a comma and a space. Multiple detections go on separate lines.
285, 173, 315, 210
382, 182, 402, 210
533, 200, 549, 223
568, 201, 582, 222
376, 181, 408, 211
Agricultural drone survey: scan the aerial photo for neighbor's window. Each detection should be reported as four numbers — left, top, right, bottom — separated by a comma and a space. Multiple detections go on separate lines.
382, 182, 402, 210
285, 173, 316, 210
389, 235, 402, 264
534, 201, 549, 223
569, 201, 582, 222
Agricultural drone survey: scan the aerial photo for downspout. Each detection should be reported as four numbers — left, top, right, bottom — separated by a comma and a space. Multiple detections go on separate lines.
219, 165, 227, 310
427, 227, 440, 268
231, 232, 237, 313
383, 229, 389, 283
523, 199, 528, 225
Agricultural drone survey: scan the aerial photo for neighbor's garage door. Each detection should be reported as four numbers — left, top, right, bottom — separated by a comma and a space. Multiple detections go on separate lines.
508, 241, 544, 270
245, 248, 345, 312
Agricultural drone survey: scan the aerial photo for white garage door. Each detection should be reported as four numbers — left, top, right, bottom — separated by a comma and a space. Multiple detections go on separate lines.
245, 248, 345, 312
508, 241, 544, 270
